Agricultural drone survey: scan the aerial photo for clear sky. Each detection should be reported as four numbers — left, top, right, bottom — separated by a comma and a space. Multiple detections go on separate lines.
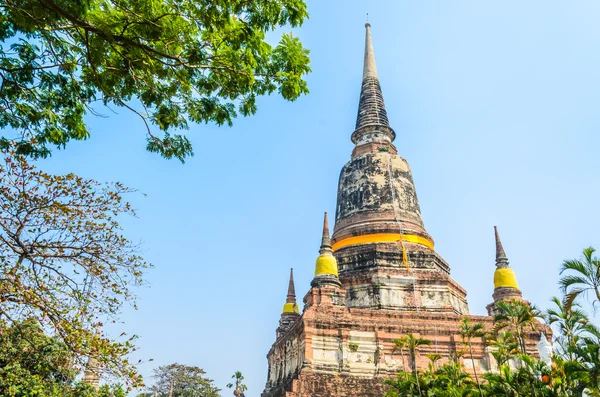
37, 0, 600, 395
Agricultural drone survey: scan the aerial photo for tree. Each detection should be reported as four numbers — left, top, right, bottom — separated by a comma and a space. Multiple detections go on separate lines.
393, 333, 431, 396
486, 331, 519, 367
0, 318, 74, 396
546, 296, 593, 360
384, 359, 477, 397
459, 317, 485, 397
0, 0, 310, 161
431, 361, 477, 397
560, 247, 600, 311
143, 363, 220, 397
493, 299, 540, 355
0, 154, 148, 386
483, 356, 550, 397
227, 371, 247, 397
0, 318, 126, 397
392, 337, 408, 372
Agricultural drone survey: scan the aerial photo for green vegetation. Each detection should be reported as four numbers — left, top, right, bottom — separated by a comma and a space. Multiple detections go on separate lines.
227, 371, 248, 397
385, 247, 600, 397
138, 363, 221, 397
0, 0, 310, 161
0, 319, 125, 397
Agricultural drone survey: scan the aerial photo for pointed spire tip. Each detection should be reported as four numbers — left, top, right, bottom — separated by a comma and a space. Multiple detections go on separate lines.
362, 21, 378, 80
286, 268, 296, 303
321, 212, 331, 247
494, 225, 508, 266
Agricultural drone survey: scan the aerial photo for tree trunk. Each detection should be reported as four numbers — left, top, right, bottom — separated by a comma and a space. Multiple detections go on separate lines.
469, 341, 484, 397
411, 350, 421, 396
400, 349, 406, 373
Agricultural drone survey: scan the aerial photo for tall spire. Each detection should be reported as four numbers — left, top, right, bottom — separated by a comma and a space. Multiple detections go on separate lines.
286, 268, 296, 304
320, 212, 331, 254
352, 23, 395, 145
362, 23, 378, 79
282, 268, 299, 314
494, 226, 509, 268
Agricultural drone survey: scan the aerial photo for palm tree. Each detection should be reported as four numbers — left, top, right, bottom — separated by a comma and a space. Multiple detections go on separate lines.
434, 361, 477, 396
486, 331, 520, 366
459, 317, 485, 397
560, 247, 600, 311
546, 296, 591, 360
402, 333, 431, 395
226, 371, 247, 397
426, 353, 441, 372
493, 299, 540, 355
392, 337, 408, 373
384, 371, 420, 397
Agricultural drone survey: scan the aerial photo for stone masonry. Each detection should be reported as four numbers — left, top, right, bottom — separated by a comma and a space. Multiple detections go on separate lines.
262, 23, 551, 397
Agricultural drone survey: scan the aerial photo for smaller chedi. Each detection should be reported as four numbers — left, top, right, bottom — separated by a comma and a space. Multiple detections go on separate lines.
486, 226, 525, 315
262, 23, 551, 397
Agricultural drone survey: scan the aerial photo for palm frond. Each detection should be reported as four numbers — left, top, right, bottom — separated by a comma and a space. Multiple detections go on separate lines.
559, 275, 591, 292
564, 288, 588, 311
560, 259, 589, 277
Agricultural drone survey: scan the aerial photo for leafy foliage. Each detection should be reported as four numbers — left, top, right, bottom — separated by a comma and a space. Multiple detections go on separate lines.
0, 319, 125, 397
0, 0, 311, 161
0, 154, 148, 386
493, 299, 541, 354
140, 363, 221, 397
227, 371, 248, 397
559, 247, 600, 311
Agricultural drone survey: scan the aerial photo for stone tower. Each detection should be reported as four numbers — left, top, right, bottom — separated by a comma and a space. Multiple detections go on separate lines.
262, 24, 548, 397
82, 325, 101, 390
333, 23, 467, 313
277, 269, 300, 339
487, 226, 524, 314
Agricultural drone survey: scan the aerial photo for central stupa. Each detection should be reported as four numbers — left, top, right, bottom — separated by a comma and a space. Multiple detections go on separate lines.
261, 24, 545, 397
333, 24, 466, 313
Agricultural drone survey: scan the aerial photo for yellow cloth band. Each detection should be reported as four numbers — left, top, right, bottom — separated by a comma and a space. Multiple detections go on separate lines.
283, 302, 299, 314
332, 233, 434, 251
494, 267, 519, 289
315, 254, 339, 276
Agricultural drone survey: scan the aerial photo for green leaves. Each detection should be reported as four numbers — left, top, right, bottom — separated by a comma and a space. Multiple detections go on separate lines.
0, 0, 311, 161
142, 363, 221, 397
0, 319, 127, 396
559, 247, 600, 311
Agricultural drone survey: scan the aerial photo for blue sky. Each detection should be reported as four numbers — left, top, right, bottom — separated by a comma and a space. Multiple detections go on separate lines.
37, 1, 600, 394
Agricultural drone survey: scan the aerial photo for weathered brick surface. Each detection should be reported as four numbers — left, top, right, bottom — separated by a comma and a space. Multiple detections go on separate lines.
262, 24, 549, 397
263, 297, 548, 397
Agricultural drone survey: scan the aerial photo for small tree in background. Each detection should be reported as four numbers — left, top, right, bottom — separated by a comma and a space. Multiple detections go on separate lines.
142, 363, 220, 397
227, 371, 247, 397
